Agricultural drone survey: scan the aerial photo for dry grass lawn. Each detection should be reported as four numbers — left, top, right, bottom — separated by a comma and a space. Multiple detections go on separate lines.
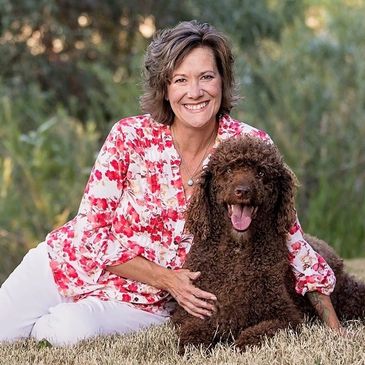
0, 259, 364, 365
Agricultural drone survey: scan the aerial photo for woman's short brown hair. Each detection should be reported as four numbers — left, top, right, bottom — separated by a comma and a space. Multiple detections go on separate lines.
140, 20, 237, 125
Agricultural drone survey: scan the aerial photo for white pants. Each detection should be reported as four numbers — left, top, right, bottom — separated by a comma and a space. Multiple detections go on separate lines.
0, 242, 168, 346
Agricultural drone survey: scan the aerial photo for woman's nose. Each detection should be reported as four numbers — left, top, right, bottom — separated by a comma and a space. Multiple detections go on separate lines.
187, 81, 203, 99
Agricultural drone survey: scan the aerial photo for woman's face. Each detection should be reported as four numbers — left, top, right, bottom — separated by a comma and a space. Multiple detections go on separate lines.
167, 46, 222, 130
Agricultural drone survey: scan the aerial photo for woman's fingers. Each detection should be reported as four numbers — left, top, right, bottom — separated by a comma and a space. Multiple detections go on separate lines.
187, 271, 201, 280
181, 305, 205, 319
165, 268, 218, 318
178, 299, 211, 319
178, 291, 215, 315
184, 270, 217, 301
192, 286, 217, 302
167, 270, 217, 318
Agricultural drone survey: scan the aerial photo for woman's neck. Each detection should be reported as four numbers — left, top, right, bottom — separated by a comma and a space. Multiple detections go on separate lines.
170, 120, 218, 192
170, 121, 218, 156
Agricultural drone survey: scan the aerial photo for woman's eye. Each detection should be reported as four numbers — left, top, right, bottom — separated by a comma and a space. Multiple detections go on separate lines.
202, 74, 214, 80
174, 78, 186, 83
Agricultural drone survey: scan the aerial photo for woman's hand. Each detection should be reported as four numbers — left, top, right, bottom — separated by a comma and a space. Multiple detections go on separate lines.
106, 257, 216, 319
163, 269, 217, 319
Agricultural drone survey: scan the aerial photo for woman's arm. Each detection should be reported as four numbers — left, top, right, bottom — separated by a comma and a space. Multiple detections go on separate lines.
47, 121, 136, 286
106, 257, 217, 319
287, 217, 345, 332
307, 292, 343, 332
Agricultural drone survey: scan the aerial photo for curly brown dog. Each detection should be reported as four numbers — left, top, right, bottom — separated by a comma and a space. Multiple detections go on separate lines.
171, 136, 365, 352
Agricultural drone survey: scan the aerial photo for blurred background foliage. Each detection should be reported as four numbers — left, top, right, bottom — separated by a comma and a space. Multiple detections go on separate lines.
0, 0, 364, 282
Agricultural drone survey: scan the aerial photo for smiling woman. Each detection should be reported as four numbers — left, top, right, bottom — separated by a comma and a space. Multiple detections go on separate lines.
167, 47, 222, 192
0, 20, 343, 347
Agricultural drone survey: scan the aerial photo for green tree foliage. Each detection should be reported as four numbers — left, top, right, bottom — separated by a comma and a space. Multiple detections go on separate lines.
0, 0, 303, 131
190, 0, 305, 47
0, 0, 192, 129
0, 85, 100, 282
236, 1, 365, 256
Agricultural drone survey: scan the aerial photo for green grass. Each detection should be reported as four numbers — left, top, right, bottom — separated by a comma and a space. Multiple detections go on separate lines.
0, 259, 364, 365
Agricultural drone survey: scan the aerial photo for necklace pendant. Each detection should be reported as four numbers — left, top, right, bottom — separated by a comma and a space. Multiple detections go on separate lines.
187, 178, 194, 186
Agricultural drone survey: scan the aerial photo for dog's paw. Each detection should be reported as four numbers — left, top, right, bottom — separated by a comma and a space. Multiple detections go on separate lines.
234, 333, 263, 352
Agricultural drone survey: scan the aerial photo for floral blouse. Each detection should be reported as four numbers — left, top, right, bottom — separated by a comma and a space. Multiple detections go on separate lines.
46, 114, 336, 316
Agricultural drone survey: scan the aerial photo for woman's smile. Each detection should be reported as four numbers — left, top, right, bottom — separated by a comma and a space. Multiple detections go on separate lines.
167, 46, 222, 130
183, 101, 209, 111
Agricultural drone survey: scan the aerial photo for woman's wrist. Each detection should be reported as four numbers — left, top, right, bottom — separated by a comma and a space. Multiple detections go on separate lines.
106, 256, 172, 290
149, 263, 173, 291
307, 291, 342, 331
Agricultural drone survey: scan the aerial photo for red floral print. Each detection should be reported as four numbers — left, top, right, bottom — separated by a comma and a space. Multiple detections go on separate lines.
46, 114, 336, 316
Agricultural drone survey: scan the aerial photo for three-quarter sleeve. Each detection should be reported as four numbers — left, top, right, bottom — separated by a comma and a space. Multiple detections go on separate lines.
46, 121, 143, 288
287, 216, 336, 296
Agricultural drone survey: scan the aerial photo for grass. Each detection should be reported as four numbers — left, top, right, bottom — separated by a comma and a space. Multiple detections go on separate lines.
0, 259, 364, 365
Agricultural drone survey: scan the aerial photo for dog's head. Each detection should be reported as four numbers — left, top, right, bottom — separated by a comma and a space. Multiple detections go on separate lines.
186, 136, 298, 242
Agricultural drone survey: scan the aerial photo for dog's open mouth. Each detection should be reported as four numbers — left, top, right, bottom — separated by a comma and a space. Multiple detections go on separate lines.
227, 204, 257, 231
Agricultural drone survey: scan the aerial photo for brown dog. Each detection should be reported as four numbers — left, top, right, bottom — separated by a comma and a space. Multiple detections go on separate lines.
172, 136, 365, 352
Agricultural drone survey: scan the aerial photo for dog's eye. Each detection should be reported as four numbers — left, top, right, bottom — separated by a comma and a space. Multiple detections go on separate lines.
256, 170, 265, 178
226, 167, 232, 174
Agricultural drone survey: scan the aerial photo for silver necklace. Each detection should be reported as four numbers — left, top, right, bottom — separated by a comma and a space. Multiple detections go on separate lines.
171, 126, 216, 187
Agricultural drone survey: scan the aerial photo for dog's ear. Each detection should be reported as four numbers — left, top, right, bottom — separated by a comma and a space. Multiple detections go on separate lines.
185, 168, 219, 242
276, 163, 298, 235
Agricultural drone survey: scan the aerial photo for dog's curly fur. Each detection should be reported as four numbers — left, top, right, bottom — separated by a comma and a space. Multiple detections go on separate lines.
171, 136, 365, 352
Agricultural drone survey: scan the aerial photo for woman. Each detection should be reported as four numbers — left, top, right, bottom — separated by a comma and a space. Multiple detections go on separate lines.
0, 20, 342, 346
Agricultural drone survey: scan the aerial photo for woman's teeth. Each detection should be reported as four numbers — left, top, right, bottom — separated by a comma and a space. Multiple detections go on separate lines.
184, 102, 208, 110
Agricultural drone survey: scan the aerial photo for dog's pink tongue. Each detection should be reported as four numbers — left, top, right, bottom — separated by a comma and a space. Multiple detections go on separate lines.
231, 205, 252, 231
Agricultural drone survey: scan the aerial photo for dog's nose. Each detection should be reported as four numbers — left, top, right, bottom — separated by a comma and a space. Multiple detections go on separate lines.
234, 185, 251, 197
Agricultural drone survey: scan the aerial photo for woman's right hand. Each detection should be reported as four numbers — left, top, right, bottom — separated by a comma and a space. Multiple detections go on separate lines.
163, 269, 217, 319
106, 257, 217, 319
